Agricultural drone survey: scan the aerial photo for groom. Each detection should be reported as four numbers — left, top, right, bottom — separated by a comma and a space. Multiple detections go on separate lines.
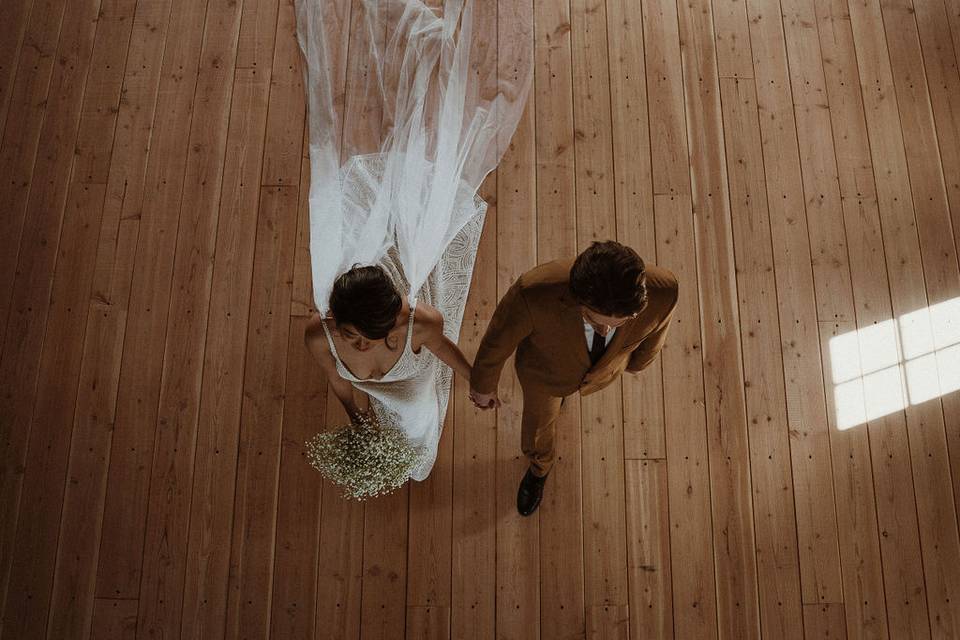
470, 241, 678, 516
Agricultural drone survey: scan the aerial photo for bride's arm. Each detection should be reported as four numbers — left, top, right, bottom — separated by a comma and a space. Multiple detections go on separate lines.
415, 305, 473, 382
304, 316, 363, 421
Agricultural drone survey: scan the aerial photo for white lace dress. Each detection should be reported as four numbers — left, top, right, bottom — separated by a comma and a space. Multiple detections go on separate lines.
319, 156, 486, 481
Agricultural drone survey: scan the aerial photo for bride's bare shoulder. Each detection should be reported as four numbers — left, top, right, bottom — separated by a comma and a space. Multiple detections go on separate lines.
304, 315, 335, 362
412, 302, 444, 340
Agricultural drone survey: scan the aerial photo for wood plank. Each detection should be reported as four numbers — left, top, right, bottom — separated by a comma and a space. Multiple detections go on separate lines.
641, 0, 688, 197
94, 0, 211, 599
12, 4, 138, 635
877, 5, 960, 637
449, 2, 499, 637
570, 0, 629, 612
493, 3, 539, 633
0, 0, 68, 348
605, 0, 664, 461
911, 0, 960, 257
0, 0, 36, 130
315, 398, 364, 639
586, 604, 629, 639
290, 128, 315, 317
89, 0, 176, 308
711, 0, 753, 78
911, 0, 960, 535
818, 321, 887, 639
625, 459, 672, 639
813, 1, 899, 635
222, 185, 299, 639
533, 0, 577, 262
451, 176, 497, 640
45, 0, 177, 632
494, 12, 538, 634
58, 304, 135, 640
45, 300, 126, 640
825, 78, 919, 640
570, 0, 615, 246
849, 0, 960, 636
675, 0, 760, 636
781, 0, 883, 616
655, 194, 717, 640
260, 0, 304, 186
776, 0, 855, 324
359, 487, 409, 640
406, 412, 454, 610
73, 6, 137, 185
0, 0, 102, 628
719, 75, 803, 639
532, 0, 585, 636
267, 220, 325, 640
177, 1, 280, 634
179, 64, 272, 639
405, 606, 450, 640
747, 0, 853, 603
579, 378, 630, 604
237, 0, 279, 69
89, 598, 137, 640
538, 396, 586, 640
803, 603, 847, 639
3, 180, 106, 639
948, 2, 960, 121
132, 0, 243, 635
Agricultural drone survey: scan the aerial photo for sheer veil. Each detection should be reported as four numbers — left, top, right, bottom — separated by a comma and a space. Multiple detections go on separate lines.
295, 0, 533, 315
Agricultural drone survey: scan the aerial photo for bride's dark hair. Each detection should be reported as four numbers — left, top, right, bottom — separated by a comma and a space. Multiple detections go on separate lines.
329, 265, 402, 341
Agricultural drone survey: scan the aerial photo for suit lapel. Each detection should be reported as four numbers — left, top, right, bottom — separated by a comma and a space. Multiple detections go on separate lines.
558, 289, 592, 368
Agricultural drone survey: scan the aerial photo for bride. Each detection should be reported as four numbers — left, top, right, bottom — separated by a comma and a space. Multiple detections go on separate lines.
297, 0, 532, 483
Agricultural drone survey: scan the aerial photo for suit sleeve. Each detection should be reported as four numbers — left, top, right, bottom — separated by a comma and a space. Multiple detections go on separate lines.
626, 288, 679, 373
470, 280, 535, 394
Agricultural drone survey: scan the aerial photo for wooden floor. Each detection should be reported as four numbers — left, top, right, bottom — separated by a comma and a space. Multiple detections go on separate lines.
1, 0, 960, 637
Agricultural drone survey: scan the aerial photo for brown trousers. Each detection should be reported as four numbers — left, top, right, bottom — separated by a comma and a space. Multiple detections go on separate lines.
520, 382, 567, 478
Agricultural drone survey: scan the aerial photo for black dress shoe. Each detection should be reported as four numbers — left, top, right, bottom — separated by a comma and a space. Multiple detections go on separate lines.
517, 468, 547, 516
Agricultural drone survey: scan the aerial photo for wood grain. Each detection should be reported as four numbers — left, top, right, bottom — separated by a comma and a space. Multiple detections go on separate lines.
0, 0, 957, 637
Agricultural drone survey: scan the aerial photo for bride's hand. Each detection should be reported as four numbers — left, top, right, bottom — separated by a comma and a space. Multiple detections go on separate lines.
347, 406, 370, 424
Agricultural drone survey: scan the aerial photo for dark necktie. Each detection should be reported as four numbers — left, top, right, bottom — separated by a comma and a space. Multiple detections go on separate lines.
589, 330, 607, 365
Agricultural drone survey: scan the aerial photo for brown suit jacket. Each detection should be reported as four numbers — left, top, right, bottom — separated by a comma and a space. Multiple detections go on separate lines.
472, 259, 679, 397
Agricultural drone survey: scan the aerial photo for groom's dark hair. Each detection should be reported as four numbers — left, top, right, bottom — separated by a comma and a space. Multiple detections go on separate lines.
569, 241, 648, 317
330, 265, 403, 340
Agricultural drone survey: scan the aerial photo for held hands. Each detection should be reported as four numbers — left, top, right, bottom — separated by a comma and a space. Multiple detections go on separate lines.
469, 388, 501, 410
466, 363, 500, 409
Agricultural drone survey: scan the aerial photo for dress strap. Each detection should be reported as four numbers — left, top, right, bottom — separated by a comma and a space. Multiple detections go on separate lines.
318, 317, 343, 363
405, 298, 418, 350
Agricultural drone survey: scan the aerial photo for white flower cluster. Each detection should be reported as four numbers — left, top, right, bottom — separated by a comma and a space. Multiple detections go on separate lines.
306, 411, 424, 500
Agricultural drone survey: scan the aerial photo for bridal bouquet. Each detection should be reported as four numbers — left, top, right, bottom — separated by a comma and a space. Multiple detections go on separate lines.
307, 411, 424, 500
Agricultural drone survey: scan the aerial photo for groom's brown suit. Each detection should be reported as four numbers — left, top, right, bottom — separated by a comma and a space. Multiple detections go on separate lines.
471, 258, 678, 477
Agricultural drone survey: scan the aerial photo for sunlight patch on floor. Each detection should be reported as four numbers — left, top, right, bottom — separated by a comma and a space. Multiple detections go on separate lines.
829, 297, 960, 430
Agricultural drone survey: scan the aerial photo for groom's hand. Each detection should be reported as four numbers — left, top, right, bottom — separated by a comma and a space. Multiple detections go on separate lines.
469, 388, 501, 410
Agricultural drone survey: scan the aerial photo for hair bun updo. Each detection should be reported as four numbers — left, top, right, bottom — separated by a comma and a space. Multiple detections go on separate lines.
329, 265, 402, 340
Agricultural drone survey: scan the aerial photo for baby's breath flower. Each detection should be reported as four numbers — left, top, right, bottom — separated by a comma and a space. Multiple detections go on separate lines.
307, 411, 424, 500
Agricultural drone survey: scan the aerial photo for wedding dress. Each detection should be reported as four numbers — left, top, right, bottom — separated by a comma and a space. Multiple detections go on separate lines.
297, 0, 531, 480
317, 156, 486, 480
